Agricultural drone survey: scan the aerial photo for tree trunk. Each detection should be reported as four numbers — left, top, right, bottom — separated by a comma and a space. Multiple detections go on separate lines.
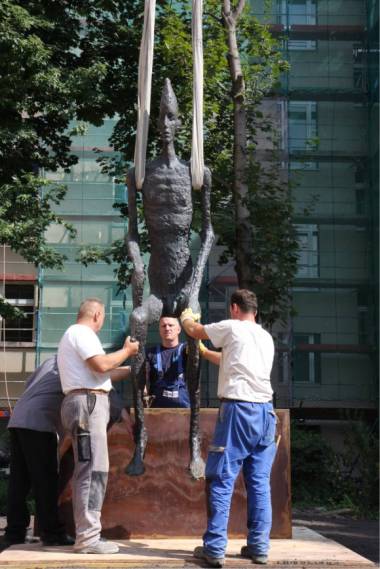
222, 0, 253, 289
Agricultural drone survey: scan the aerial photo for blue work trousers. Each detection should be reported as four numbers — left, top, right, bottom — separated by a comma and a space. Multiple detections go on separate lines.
203, 401, 277, 558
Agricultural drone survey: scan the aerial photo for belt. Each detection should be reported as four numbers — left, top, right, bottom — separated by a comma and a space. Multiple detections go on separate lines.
66, 388, 110, 396
220, 398, 272, 404
220, 398, 250, 403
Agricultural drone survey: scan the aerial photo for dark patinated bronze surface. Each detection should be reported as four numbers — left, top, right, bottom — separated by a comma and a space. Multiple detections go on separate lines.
125, 79, 214, 478
59, 409, 291, 539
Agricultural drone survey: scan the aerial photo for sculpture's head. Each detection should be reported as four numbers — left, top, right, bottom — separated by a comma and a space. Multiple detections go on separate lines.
159, 78, 181, 145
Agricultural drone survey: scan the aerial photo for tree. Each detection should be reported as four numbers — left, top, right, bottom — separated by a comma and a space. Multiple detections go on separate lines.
0, 0, 113, 318
217, 0, 299, 326
0, 1, 77, 316
77, 0, 298, 326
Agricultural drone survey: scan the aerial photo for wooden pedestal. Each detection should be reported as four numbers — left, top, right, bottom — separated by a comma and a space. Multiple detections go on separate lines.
59, 408, 291, 539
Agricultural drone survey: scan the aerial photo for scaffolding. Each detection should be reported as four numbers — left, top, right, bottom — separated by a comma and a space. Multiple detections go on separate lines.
254, 0, 378, 411
2, 0, 377, 413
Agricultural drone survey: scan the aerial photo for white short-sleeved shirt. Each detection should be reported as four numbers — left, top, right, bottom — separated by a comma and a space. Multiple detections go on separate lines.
57, 324, 112, 394
204, 319, 274, 402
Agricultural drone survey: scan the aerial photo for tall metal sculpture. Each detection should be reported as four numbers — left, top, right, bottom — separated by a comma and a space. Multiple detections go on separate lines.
126, 78, 214, 479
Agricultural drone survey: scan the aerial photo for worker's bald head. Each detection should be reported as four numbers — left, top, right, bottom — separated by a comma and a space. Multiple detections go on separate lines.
77, 298, 106, 333
77, 298, 104, 319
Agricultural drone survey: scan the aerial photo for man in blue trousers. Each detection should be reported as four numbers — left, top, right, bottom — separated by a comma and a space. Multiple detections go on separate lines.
181, 289, 276, 567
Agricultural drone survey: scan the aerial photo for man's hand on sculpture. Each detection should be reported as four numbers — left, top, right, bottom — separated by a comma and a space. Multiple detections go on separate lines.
124, 336, 140, 357
180, 307, 201, 325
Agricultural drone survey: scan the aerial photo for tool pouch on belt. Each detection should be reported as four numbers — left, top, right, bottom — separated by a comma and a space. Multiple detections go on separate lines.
77, 426, 91, 462
76, 393, 96, 462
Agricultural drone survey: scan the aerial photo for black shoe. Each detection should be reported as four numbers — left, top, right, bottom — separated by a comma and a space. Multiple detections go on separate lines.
241, 545, 268, 564
194, 545, 225, 568
42, 534, 75, 546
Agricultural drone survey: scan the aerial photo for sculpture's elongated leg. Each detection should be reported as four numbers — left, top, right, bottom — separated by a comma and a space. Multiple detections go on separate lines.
186, 336, 205, 479
125, 306, 148, 476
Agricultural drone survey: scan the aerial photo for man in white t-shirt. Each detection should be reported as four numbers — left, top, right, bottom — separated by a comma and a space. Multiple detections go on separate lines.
181, 289, 276, 568
57, 298, 139, 554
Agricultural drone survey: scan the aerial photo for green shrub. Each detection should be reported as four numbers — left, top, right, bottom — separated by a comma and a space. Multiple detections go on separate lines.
291, 423, 339, 506
291, 419, 379, 518
337, 418, 379, 517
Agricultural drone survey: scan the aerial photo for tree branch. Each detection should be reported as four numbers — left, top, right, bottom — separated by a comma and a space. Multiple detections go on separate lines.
233, 0, 246, 22
222, 0, 234, 27
203, 11, 223, 24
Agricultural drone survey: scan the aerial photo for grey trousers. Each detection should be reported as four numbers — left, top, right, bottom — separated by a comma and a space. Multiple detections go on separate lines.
61, 392, 110, 549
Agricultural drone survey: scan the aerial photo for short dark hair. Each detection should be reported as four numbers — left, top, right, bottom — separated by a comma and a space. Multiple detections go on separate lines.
230, 289, 258, 314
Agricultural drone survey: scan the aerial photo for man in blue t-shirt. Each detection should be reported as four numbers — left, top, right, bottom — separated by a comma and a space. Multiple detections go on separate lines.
145, 316, 190, 408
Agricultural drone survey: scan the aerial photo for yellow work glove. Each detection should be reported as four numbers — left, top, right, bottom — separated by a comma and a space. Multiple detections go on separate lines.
180, 307, 201, 325
199, 340, 207, 355
185, 341, 206, 355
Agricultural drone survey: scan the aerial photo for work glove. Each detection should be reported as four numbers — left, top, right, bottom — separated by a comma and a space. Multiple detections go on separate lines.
180, 307, 201, 324
185, 340, 206, 355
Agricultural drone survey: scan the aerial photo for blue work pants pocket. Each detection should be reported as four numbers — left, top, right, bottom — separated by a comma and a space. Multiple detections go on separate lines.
205, 447, 226, 480
260, 410, 277, 447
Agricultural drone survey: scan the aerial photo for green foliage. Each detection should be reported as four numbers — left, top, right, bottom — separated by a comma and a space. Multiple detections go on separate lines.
336, 417, 379, 517
1, 0, 299, 325
0, 175, 75, 268
291, 420, 379, 518
291, 423, 338, 505
0, 1, 115, 318
0, 297, 24, 320
216, 125, 299, 327
73, 0, 298, 325
0, 0, 82, 176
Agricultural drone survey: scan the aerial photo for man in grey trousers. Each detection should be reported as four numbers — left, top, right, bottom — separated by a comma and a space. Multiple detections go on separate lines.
58, 298, 139, 554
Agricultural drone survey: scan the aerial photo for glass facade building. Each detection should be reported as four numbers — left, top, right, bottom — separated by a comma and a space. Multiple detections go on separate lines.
0, 1, 378, 418
270, 0, 379, 413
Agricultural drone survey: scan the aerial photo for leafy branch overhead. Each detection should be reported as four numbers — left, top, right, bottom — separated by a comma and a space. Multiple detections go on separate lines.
0, 176, 75, 269
76, 0, 298, 326
1, 0, 300, 327
0, 0, 87, 317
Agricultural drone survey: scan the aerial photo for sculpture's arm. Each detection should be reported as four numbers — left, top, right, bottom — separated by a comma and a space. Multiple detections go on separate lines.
126, 169, 145, 308
189, 167, 215, 307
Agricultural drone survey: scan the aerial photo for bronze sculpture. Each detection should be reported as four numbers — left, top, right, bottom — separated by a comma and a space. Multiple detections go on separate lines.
125, 78, 214, 478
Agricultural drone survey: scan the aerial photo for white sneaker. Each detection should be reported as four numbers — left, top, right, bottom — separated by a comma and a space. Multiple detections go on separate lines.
75, 539, 119, 554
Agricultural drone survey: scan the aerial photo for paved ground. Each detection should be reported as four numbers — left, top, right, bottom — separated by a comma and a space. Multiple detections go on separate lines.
0, 527, 375, 569
293, 508, 379, 565
0, 512, 378, 568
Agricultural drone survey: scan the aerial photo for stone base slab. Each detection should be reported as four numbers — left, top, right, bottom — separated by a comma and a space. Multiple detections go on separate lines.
0, 528, 375, 568
59, 408, 292, 539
